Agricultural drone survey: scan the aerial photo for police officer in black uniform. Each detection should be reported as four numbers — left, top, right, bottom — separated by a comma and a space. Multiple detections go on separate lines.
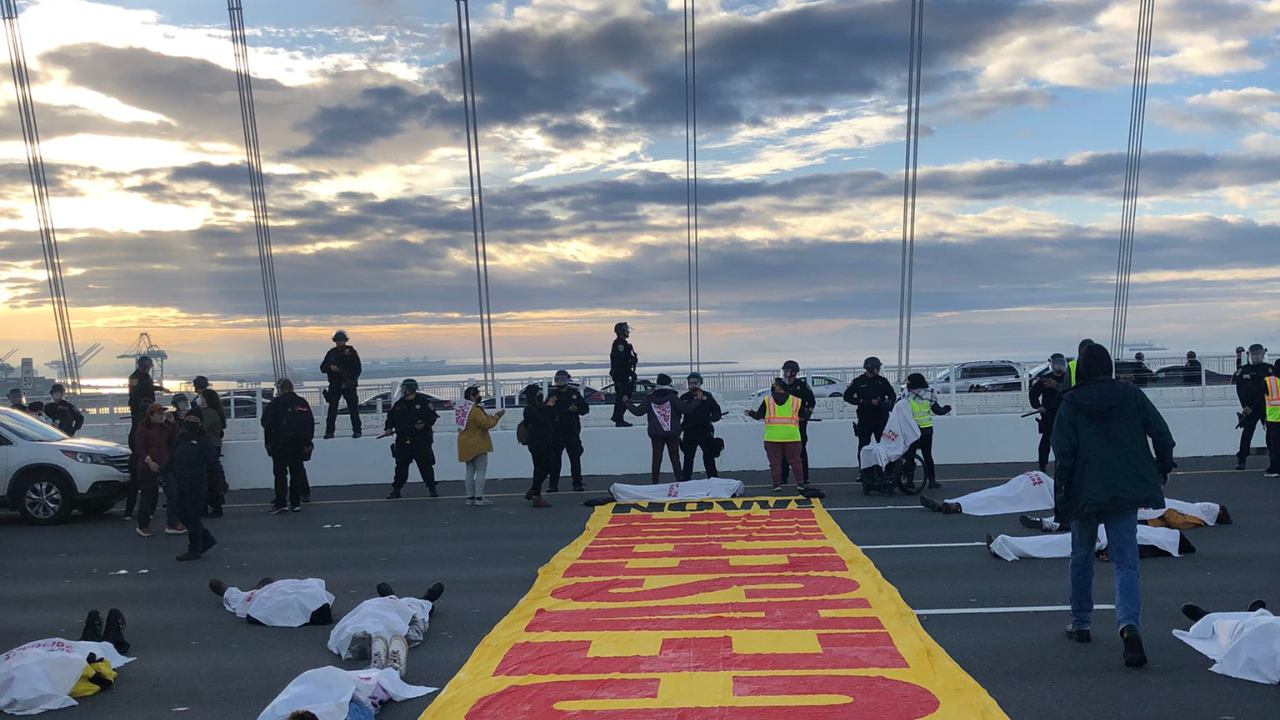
7, 387, 27, 411
321, 330, 362, 439
843, 357, 897, 453
45, 383, 84, 435
779, 360, 816, 486
126, 356, 167, 519
1029, 353, 1071, 473
548, 369, 590, 491
610, 322, 638, 427
680, 372, 723, 481
261, 378, 315, 513
1233, 343, 1273, 470
383, 379, 439, 499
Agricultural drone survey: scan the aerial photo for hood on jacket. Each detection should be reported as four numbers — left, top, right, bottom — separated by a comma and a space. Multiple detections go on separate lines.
650, 386, 677, 399
1064, 378, 1130, 420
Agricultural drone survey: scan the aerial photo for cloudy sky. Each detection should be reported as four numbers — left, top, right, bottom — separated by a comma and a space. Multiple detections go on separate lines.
0, 0, 1277, 376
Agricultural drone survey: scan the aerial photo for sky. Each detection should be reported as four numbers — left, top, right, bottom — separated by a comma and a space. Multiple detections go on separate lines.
0, 0, 1277, 377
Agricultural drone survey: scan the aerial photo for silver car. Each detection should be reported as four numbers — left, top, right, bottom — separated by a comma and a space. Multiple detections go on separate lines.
926, 361, 1025, 395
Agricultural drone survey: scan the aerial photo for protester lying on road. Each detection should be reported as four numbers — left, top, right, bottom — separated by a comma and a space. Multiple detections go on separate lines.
257, 666, 436, 720
209, 577, 336, 627
1174, 600, 1279, 685
1019, 499, 1231, 532
0, 610, 132, 715
986, 524, 1195, 562
919, 471, 1054, 515
327, 582, 445, 675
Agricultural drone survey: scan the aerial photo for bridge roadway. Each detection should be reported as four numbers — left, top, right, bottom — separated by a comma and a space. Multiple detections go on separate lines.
1, 456, 1276, 719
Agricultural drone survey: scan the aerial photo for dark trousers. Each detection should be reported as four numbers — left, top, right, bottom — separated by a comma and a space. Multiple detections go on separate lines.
272, 439, 309, 508
1037, 413, 1056, 471
392, 444, 436, 490
124, 417, 142, 516
780, 421, 810, 484
649, 435, 681, 485
610, 377, 635, 424
205, 445, 227, 515
1238, 410, 1262, 463
528, 444, 554, 496
680, 425, 719, 481
177, 481, 215, 555
856, 418, 886, 453
1267, 421, 1280, 473
903, 430, 935, 482
550, 432, 585, 490
324, 385, 361, 435
135, 468, 173, 531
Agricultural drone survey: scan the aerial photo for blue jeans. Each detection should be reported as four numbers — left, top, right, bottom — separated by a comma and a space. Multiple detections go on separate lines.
1069, 511, 1140, 632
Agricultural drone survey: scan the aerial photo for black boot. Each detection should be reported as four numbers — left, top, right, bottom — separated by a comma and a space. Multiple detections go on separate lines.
1120, 625, 1147, 667
103, 609, 130, 654
1247, 599, 1268, 613
253, 577, 275, 590
424, 581, 445, 603
376, 582, 396, 598
209, 579, 229, 597
1181, 603, 1209, 622
80, 610, 104, 642
919, 495, 943, 512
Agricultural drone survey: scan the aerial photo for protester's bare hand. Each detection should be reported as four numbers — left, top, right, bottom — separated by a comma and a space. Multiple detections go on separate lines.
496, 410, 506, 419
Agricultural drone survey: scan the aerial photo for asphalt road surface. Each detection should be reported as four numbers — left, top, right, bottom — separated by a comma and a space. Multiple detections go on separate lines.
1, 456, 1276, 719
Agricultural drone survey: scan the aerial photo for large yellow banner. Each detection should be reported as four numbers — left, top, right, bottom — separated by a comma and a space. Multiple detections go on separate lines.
421, 497, 1009, 719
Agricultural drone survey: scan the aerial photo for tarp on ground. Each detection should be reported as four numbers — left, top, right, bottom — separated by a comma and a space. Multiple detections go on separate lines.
609, 478, 745, 502
419, 496, 1010, 719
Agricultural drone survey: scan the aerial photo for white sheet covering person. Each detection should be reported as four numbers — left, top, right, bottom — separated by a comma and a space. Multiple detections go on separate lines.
256, 666, 436, 720
223, 579, 335, 628
0, 639, 133, 715
1174, 609, 1280, 685
858, 399, 921, 470
328, 597, 433, 660
609, 478, 744, 502
942, 471, 1055, 516
988, 524, 1185, 562
1029, 499, 1226, 532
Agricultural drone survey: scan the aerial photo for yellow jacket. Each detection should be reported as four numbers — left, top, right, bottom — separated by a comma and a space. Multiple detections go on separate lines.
457, 404, 501, 462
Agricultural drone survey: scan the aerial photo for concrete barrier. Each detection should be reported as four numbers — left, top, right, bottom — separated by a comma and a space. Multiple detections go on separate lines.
221, 405, 1245, 490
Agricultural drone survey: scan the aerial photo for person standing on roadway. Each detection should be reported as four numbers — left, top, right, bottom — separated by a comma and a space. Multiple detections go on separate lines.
45, 383, 83, 435
1052, 343, 1174, 667
1030, 354, 1071, 473
627, 373, 701, 485
167, 407, 224, 562
779, 360, 816, 487
456, 385, 505, 506
383, 379, 439, 500
1264, 360, 1280, 478
321, 330, 362, 439
843, 357, 896, 453
126, 356, 167, 520
261, 379, 315, 514
193, 375, 228, 518
902, 373, 951, 491
745, 378, 806, 492
548, 370, 590, 492
1183, 351, 1202, 386
1131, 352, 1153, 387
609, 322, 638, 428
520, 383, 555, 507
680, 372, 723, 481
1232, 344, 1272, 471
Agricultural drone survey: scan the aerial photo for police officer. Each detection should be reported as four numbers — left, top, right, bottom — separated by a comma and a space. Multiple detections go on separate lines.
383, 379, 438, 499
321, 330, 362, 439
779, 360, 816, 486
7, 387, 27, 411
1233, 343, 1273, 471
126, 356, 166, 519
45, 383, 84, 435
548, 369, 590, 491
261, 379, 315, 513
609, 322, 638, 427
843, 357, 897, 452
1030, 353, 1071, 473
1184, 350, 1202, 385
680, 372, 723, 481
1131, 352, 1153, 387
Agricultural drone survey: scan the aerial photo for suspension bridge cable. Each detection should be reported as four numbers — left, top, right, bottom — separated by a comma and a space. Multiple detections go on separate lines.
1112, 0, 1154, 353
896, 0, 924, 381
461, 0, 497, 396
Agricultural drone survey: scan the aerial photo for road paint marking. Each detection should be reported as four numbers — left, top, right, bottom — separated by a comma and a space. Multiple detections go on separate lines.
914, 605, 1115, 616
862, 542, 988, 550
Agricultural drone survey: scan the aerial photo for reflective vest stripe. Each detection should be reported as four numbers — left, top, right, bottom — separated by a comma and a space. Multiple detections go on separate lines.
1266, 376, 1280, 422
764, 396, 802, 442
910, 397, 933, 428
1069, 360, 1077, 387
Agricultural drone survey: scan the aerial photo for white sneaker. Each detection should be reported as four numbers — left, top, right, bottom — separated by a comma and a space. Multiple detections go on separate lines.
473, 498, 493, 506
370, 635, 389, 670
387, 634, 409, 677
1265, 471, 1280, 478
465, 498, 475, 506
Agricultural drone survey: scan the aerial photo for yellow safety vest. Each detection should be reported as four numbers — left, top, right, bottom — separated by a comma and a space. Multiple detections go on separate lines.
1266, 376, 1280, 423
764, 395, 801, 442
1069, 360, 1077, 387
910, 396, 933, 428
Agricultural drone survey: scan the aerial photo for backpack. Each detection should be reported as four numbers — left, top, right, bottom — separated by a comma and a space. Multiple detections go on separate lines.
516, 421, 530, 446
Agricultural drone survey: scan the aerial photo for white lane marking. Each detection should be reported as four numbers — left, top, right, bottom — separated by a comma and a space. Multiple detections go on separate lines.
913, 604, 1115, 616
861, 541, 987, 549
825, 506, 922, 511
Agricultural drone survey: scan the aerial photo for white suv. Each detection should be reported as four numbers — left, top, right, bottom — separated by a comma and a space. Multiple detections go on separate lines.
0, 407, 131, 525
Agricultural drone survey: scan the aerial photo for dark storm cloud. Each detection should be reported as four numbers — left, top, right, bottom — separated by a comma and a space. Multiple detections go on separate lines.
288, 85, 454, 158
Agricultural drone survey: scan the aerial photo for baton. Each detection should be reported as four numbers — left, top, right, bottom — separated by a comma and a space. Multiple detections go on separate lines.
1021, 410, 1040, 418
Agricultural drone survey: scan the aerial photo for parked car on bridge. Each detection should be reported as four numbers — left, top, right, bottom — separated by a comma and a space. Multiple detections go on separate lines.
357, 391, 454, 414
0, 407, 130, 525
480, 382, 604, 409
751, 375, 846, 400
925, 361, 1025, 395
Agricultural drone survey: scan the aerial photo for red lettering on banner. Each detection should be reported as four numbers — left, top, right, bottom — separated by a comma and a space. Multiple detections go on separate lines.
607, 510, 817, 524
564, 554, 847, 578
595, 527, 823, 541
495, 632, 908, 676
525, 598, 875, 633
552, 575, 862, 603
467, 676, 940, 719
579, 542, 838, 561
588, 531, 826, 545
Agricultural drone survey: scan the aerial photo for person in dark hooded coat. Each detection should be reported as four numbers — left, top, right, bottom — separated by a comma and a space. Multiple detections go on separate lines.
1051, 342, 1175, 668
628, 373, 701, 484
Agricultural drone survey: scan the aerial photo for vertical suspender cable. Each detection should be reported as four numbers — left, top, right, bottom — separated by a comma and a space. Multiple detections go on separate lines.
691, 0, 700, 372
2, 0, 79, 391
896, 0, 924, 381
228, 0, 287, 381
684, 0, 694, 373
455, 0, 496, 396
